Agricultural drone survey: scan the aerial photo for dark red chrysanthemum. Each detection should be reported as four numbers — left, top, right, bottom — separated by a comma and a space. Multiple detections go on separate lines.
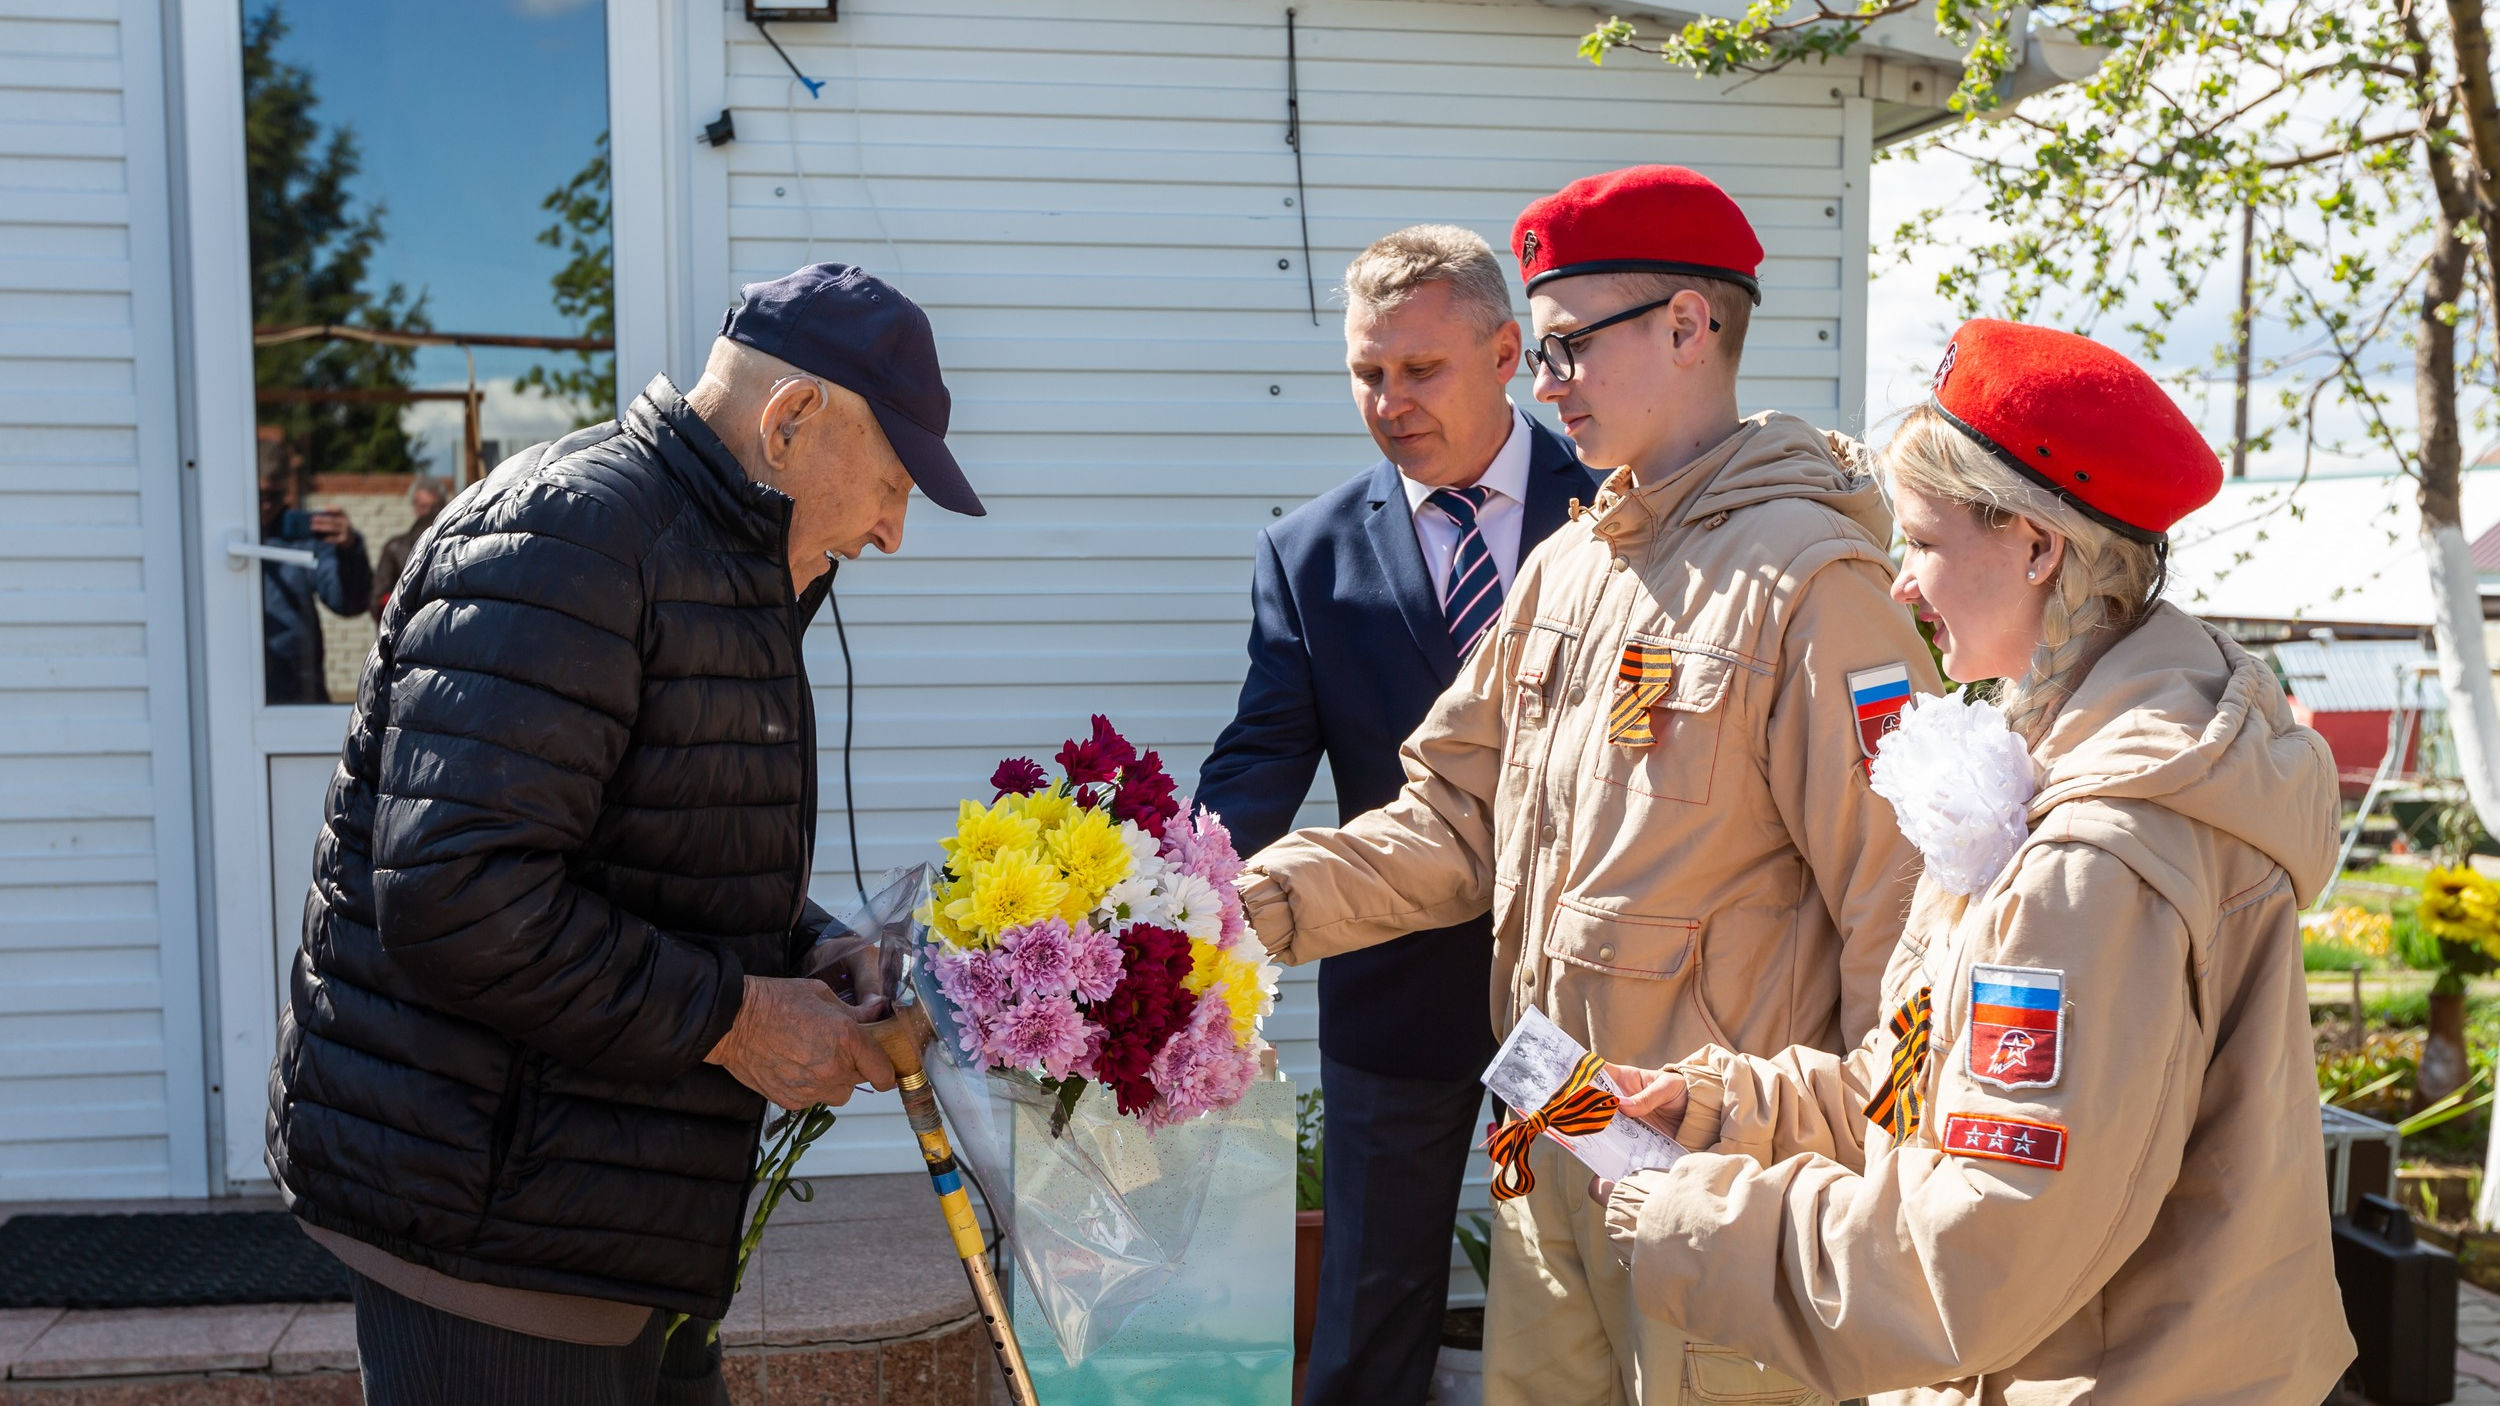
989, 757, 1048, 799
1109, 750, 1181, 839
1056, 715, 1139, 789
1083, 922, 1198, 1115
1086, 716, 1137, 771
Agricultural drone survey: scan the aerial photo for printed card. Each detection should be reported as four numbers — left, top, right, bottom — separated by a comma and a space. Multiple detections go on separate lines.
1480, 1008, 1686, 1183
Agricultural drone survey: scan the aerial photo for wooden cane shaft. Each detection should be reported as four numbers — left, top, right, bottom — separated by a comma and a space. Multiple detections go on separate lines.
867, 1012, 1040, 1406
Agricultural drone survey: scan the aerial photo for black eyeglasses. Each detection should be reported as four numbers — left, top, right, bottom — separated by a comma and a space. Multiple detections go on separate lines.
1524, 295, 1721, 383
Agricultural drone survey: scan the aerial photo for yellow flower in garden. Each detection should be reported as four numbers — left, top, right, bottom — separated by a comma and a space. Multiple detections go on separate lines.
1184, 939, 1261, 1044
2422, 867, 2497, 946
2316, 905, 2395, 959
1012, 788, 1079, 836
1048, 808, 1132, 914
941, 797, 1041, 875
944, 847, 1070, 940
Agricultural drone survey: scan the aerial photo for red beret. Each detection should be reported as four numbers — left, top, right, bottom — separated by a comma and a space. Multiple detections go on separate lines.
1511, 166, 1764, 303
1929, 319, 2220, 540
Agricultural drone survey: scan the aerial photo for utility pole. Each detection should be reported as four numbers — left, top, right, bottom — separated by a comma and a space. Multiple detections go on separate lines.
2231, 201, 2255, 479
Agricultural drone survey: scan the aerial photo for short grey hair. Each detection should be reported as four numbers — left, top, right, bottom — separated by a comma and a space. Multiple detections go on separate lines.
1342, 225, 1515, 338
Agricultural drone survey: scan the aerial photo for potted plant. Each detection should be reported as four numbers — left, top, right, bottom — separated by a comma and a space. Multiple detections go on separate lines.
1429, 1214, 1491, 1406
2412, 844, 2500, 1107
1294, 1089, 1324, 1385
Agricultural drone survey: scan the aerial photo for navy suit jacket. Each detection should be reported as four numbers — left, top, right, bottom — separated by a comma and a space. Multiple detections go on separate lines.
1197, 419, 1597, 1080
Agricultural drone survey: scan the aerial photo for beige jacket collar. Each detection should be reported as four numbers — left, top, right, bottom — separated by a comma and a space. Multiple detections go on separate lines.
1586, 412, 1892, 552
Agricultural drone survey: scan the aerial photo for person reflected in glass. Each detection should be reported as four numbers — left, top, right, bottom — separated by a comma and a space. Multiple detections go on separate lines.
371, 475, 451, 622
260, 452, 372, 704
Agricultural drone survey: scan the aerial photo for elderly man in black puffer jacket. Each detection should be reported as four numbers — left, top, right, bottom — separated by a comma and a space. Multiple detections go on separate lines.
267, 265, 984, 1406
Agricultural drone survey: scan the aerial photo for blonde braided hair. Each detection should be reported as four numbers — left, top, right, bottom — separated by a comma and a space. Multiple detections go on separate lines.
1883, 404, 2165, 743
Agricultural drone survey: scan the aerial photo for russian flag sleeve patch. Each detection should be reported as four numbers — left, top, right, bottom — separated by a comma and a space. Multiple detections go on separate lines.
1966, 964, 2064, 1091
1846, 663, 1914, 760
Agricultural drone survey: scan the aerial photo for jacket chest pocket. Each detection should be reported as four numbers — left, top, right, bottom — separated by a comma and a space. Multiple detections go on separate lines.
1494, 622, 1578, 936
1503, 621, 1582, 784
1586, 635, 1747, 806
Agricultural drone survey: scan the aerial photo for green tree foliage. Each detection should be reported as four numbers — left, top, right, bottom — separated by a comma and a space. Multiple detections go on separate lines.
245, 3, 428, 479
1582, 0, 2500, 524
516, 131, 616, 427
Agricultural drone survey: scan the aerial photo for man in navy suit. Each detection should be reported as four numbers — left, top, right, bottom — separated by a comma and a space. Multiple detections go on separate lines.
1197, 226, 1597, 1406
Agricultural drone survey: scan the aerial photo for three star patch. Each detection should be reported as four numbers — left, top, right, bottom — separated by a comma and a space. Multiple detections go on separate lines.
1607, 641, 1676, 747
1941, 1113, 2067, 1170
1847, 663, 1913, 760
1967, 964, 2064, 1091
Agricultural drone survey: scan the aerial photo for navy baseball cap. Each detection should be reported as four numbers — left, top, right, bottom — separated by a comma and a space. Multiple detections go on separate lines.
720, 263, 985, 517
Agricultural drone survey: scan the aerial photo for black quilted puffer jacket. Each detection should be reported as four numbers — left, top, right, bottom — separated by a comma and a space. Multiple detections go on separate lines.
268, 376, 837, 1317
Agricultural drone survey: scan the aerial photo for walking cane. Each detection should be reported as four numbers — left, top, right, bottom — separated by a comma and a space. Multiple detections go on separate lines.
865, 1004, 1041, 1406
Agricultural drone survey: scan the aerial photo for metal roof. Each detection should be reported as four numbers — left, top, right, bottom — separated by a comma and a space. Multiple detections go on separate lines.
2269, 638, 2444, 715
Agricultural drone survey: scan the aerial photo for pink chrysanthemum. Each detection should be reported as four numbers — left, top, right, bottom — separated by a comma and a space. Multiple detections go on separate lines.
999, 918, 1081, 997
1158, 803, 1244, 888
1064, 922, 1126, 1004
932, 945, 1013, 1019
1138, 992, 1258, 1129
982, 997, 1094, 1080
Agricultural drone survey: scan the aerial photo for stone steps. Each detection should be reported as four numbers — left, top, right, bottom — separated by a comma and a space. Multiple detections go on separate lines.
0, 1175, 999, 1406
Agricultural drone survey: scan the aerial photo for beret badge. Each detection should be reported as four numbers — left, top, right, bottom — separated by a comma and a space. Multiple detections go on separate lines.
1520, 230, 1541, 267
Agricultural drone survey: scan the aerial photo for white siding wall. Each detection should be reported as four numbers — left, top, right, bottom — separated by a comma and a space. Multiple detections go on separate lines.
725, 0, 1869, 1253
0, 0, 205, 1199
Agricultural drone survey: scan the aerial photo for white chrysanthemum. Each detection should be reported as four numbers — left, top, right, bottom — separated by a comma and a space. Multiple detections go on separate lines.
1867, 693, 2038, 897
1164, 872, 1226, 943
1103, 874, 1169, 931
1116, 821, 1166, 880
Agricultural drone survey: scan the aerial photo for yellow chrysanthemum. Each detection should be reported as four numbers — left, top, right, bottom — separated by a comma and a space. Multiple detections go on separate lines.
1011, 788, 1080, 836
1047, 808, 1132, 915
1184, 939, 1262, 1044
922, 886, 976, 947
941, 797, 1041, 876
944, 847, 1070, 941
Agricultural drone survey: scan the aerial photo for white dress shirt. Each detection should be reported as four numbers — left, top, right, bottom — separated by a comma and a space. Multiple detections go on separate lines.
1402, 404, 1535, 604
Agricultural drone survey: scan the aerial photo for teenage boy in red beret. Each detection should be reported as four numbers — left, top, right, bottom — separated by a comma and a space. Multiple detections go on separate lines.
1237, 166, 1938, 1405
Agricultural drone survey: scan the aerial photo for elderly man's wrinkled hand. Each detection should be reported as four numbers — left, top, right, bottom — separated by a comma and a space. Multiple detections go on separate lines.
706, 975, 898, 1111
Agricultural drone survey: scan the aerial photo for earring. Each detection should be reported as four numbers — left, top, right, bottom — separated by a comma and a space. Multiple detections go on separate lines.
2027, 570, 2038, 581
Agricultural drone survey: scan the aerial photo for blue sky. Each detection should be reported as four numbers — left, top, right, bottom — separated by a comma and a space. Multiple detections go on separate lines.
259, 0, 609, 390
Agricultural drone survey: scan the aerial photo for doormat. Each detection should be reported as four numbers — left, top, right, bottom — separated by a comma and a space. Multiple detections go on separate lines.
0, 1211, 351, 1308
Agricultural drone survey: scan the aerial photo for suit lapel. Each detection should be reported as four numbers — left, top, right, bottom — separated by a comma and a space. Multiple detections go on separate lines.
1363, 460, 1462, 685
1519, 418, 1589, 550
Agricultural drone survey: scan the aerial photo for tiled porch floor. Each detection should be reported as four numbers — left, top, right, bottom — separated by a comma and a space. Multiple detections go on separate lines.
0, 1175, 993, 1405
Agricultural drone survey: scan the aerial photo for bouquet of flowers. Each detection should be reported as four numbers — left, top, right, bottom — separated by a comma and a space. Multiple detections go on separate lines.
898, 716, 1292, 1367
922, 715, 1279, 1131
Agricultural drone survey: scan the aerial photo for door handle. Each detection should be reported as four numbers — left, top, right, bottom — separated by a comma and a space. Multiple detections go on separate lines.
225, 529, 319, 571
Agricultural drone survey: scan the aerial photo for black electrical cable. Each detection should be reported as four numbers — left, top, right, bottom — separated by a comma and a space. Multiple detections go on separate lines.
1285, 8, 1318, 326
825, 556, 869, 909
754, 19, 826, 98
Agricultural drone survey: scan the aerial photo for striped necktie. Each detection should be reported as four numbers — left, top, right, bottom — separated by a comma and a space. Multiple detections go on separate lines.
1429, 485, 1501, 657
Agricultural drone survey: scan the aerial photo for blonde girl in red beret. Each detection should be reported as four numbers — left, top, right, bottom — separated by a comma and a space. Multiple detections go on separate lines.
1586, 320, 2354, 1404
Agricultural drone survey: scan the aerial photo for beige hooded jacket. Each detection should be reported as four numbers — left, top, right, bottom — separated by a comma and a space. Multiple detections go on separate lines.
1240, 412, 1936, 1071
1603, 603, 2354, 1404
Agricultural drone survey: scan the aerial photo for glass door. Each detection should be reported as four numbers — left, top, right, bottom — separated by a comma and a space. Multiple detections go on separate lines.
241, 0, 616, 707
186, 0, 632, 1186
